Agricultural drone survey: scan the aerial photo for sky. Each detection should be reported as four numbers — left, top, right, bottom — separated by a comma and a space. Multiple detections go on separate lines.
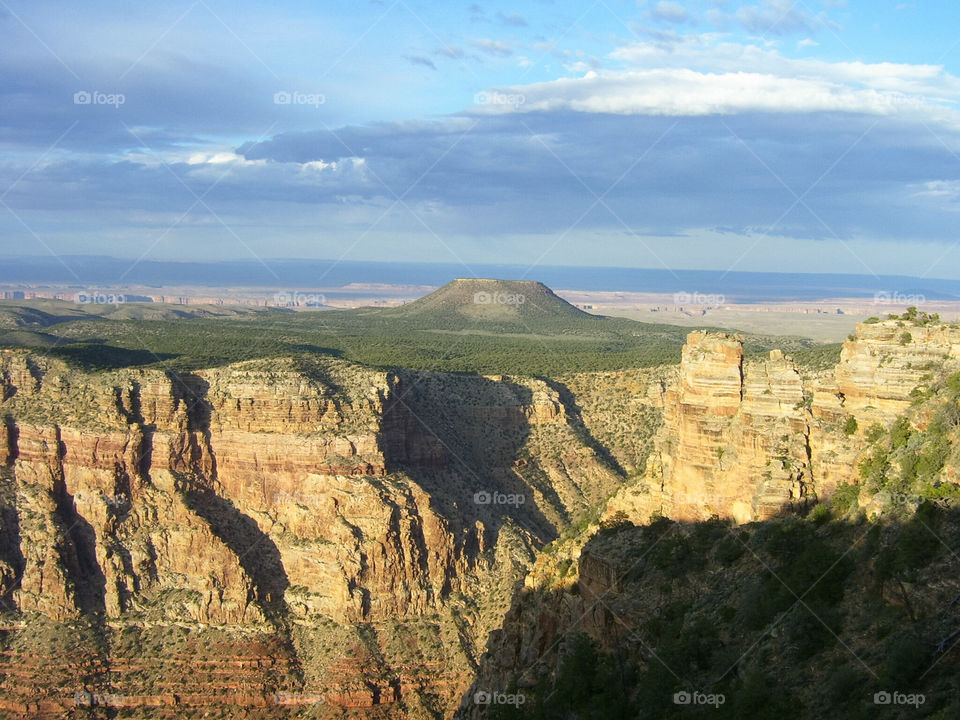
2, 0, 960, 279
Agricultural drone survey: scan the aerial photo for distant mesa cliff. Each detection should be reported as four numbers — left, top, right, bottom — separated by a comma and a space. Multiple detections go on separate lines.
383, 278, 593, 325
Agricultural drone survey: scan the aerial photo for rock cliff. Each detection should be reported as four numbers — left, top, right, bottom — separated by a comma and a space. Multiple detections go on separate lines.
605, 319, 960, 525
460, 316, 960, 719
4, 314, 957, 718
0, 351, 623, 719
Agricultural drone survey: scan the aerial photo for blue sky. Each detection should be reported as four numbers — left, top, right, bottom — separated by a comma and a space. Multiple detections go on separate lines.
3, 0, 960, 278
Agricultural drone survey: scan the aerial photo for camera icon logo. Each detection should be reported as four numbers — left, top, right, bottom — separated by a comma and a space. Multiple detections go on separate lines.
74, 91, 92, 105
474, 690, 492, 705
274, 91, 292, 105
473, 291, 492, 305
673, 691, 692, 705
874, 691, 891, 705
473, 491, 492, 505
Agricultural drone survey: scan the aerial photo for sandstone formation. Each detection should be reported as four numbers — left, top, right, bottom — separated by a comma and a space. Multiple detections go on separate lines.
605, 319, 960, 525
0, 351, 623, 718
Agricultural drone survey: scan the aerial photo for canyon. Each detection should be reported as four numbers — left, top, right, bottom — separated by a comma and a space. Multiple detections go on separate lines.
462, 313, 960, 718
0, 312, 957, 718
0, 350, 624, 718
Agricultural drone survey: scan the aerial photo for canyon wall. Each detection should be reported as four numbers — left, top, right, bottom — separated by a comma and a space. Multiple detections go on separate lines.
0, 352, 622, 719
460, 316, 960, 718
4, 316, 956, 718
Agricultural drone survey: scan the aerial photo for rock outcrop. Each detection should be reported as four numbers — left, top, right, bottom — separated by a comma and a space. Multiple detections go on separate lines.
606, 319, 960, 524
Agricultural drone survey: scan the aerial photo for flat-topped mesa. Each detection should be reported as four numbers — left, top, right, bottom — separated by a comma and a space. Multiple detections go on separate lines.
384, 277, 592, 324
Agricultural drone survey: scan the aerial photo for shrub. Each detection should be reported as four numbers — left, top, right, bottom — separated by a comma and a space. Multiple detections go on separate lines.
843, 416, 858, 436
832, 483, 861, 515
809, 502, 832, 526
946, 372, 960, 395
865, 424, 885, 444
827, 665, 867, 706
890, 417, 912, 450
715, 534, 746, 565
882, 633, 930, 688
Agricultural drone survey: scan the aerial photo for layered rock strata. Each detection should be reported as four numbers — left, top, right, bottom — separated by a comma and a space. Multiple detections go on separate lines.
606, 319, 960, 524
0, 352, 623, 718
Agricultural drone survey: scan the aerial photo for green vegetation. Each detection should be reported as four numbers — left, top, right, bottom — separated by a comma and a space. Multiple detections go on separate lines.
888, 306, 940, 325
857, 372, 960, 499
0, 283, 820, 376
789, 342, 843, 372
843, 416, 859, 436
500, 503, 960, 719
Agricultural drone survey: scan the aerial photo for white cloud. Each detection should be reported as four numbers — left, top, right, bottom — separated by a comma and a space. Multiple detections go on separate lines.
186, 151, 266, 167
797, 38, 819, 49
916, 180, 960, 199
481, 68, 936, 117
523, 36, 960, 121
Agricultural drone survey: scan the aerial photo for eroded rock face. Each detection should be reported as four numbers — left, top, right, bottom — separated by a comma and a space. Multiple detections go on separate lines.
606, 321, 960, 525
0, 351, 623, 718
606, 332, 811, 524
